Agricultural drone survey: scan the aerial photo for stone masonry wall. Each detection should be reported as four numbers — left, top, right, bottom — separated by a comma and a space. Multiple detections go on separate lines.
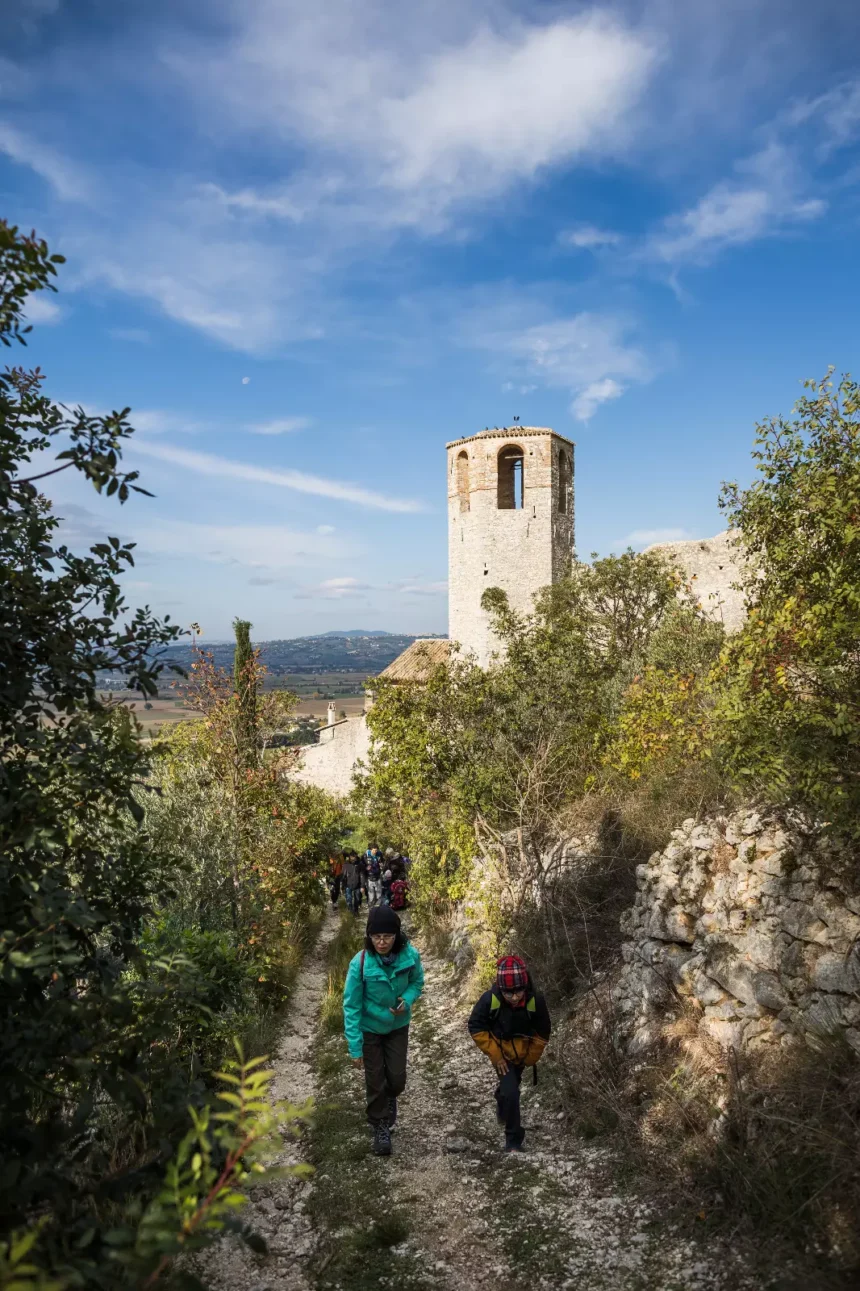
615, 809, 860, 1057
447, 428, 574, 667
292, 713, 371, 798
645, 530, 747, 633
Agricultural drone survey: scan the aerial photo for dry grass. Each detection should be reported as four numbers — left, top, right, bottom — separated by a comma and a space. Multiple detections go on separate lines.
555, 988, 860, 1280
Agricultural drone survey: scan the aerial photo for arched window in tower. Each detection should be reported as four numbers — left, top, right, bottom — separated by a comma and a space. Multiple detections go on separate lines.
558, 451, 571, 513
456, 450, 470, 513
497, 444, 525, 509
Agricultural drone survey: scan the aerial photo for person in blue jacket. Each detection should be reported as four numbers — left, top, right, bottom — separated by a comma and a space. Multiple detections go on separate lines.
342, 906, 425, 1157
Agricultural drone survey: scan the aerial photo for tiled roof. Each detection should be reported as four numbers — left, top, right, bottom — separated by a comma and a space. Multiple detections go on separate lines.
377, 638, 451, 683
446, 426, 575, 449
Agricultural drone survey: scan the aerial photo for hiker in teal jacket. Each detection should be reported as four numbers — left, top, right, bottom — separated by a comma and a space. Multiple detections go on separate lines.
343, 906, 425, 1157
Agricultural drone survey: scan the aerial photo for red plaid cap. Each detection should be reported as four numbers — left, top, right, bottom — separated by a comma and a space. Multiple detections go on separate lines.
496, 955, 528, 993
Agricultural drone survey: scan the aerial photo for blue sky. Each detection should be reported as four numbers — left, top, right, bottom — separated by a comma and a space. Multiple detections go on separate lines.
3, 0, 860, 640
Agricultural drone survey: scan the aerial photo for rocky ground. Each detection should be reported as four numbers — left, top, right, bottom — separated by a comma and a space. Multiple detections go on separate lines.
196, 914, 338, 1291
206, 911, 775, 1291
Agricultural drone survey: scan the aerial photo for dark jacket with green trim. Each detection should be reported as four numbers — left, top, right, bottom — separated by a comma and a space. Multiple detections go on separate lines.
467, 986, 551, 1067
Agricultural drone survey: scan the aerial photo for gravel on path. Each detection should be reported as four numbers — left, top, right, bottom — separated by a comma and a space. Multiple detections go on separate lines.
197, 912, 340, 1291
202, 912, 768, 1291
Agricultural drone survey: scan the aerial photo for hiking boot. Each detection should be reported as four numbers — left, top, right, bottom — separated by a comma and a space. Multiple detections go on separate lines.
504, 1135, 525, 1153
387, 1097, 397, 1127
372, 1122, 392, 1157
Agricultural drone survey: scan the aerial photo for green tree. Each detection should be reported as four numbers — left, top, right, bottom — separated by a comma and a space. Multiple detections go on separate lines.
356, 551, 690, 958
232, 616, 257, 767
716, 370, 860, 831
0, 224, 183, 1251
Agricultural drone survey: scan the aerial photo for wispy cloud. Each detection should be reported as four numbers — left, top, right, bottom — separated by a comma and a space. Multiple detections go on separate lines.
131, 441, 426, 513
611, 526, 694, 551
63, 402, 207, 436
24, 295, 63, 325
468, 303, 654, 422
247, 416, 313, 436
293, 573, 447, 600
0, 5, 659, 351
572, 377, 624, 421
643, 73, 860, 268
0, 121, 91, 201
559, 224, 622, 249
136, 519, 348, 569
295, 576, 371, 600
390, 579, 448, 596
648, 144, 826, 265
179, 8, 659, 232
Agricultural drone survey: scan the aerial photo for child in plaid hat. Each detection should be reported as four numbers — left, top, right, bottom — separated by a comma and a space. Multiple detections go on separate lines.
467, 955, 551, 1152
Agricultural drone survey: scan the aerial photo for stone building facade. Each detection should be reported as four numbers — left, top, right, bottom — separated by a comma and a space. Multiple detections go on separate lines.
295, 424, 576, 793
645, 530, 747, 633
447, 426, 575, 667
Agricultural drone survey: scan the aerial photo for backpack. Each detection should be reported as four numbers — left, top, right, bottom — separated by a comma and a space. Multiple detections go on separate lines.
489, 991, 537, 1020
488, 990, 540, 1085
390, 879, 408, 910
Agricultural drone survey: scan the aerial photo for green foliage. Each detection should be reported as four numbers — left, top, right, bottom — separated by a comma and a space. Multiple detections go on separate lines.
0, 221, 184, 1248
231, 618, 257, 768
132, 1047, 312, 1287
0, 221, 333, 1288
356, 553, 696, 953
603, 606, 725, 782
715, 370, 860, 833
0, 1219, 64, 1291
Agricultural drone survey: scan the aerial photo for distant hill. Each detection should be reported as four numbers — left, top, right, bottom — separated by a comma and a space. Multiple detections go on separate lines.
142, 633, 442, 678
314, 629, 397, 638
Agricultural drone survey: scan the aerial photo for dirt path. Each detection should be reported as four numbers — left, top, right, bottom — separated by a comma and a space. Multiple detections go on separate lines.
198, 912, 340, 1291
305, 923, 765, 1291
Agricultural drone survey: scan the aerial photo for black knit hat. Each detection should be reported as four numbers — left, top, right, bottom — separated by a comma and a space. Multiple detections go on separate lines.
366, 906, 401, 936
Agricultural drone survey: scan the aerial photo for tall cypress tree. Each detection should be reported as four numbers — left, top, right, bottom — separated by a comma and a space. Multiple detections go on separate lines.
232, 617, 257, 767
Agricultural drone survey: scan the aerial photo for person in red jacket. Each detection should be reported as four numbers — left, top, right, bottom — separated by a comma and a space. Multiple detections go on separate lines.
467, 955, 551, 1152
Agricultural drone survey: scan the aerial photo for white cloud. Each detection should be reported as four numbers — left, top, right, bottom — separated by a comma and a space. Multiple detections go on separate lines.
295, 576, 370, 600
0, 121, 90, 201
62, 402, 207, 436
131, 409, 208, 436
611, 526, 694, 551
559, 224, 622, 249
293, 573, 446, 600
16, 5, 655, 352
316, 524, 335, 535
391, 579, 448, 596
181, 6, 659, 231
136, 519, 347, 569
571, 377, 623, 421
131, 440, 425, 513
470, 305, 653, 423
787, 79, 860, 155
24, 296, 63, 325
247, 416, 312, 436
648, 138, 828, 266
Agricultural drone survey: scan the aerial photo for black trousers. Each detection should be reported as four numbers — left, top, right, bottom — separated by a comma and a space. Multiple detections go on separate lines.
496, 1065, 525, 1145
329, 874, 342, 905
362, 1027, 409, 1125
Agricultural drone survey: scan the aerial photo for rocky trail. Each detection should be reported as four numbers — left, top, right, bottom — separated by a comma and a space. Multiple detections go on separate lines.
205, 912, 769, 1291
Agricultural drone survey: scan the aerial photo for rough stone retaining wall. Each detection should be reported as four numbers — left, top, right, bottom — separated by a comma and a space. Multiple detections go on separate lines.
615, 809, 860, 1056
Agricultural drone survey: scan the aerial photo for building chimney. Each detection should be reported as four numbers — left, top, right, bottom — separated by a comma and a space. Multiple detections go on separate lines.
327, 701, 337, 726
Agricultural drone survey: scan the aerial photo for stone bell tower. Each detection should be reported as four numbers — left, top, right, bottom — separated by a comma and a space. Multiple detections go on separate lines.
446, 426, 575, 667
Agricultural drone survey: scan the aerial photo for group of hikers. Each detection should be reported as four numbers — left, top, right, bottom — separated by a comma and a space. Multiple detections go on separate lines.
328, 842, 411, 915
342, 903, 552, 1157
